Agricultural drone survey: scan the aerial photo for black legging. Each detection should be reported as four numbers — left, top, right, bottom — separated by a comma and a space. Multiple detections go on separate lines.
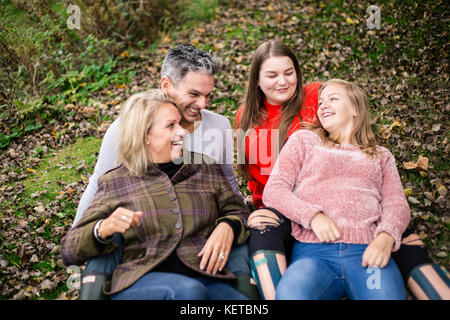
248, 208, 294, 260
248, 207, 432, 281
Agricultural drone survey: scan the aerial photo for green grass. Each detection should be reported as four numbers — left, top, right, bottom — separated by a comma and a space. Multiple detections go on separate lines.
1, 136, 101, 299
22, 136, 101, 204
0, 136, 101, 222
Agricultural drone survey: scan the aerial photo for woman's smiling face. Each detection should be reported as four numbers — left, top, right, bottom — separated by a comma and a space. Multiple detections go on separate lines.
318, 84, 357, 143
258, 56, 297, 105
146, 103, 187, 163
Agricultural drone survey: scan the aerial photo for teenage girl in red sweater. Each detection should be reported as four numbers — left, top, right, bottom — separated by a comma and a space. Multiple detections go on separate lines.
236, 40, 449, 300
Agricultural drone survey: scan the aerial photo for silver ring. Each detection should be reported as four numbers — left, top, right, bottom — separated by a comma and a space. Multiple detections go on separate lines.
121, 215, 127, 222
219, 252, 225, 260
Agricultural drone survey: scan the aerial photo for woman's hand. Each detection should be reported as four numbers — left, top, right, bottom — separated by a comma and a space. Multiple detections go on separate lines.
98, 207, 143, 239
362, 232, 394, 268
198, 222, 234, 274
310, 212, 341, 242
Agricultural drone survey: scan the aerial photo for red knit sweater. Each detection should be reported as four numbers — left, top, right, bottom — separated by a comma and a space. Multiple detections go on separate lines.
235, 82, 321, 208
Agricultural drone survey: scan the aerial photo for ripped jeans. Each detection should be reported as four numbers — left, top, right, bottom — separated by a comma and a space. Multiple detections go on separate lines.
247, 207, 294, 259
247, 207, 436, 290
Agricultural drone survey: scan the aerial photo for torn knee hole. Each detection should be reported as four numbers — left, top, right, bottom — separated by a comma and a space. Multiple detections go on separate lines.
402, 234, 425, 246
245, 217, 283, 233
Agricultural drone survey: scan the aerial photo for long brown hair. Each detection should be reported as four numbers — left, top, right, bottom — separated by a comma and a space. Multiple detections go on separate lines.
305, 79, 379, 157
237, 40, 304, 180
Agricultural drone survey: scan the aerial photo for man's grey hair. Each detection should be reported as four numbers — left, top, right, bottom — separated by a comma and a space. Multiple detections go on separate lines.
161, 42, 221, 85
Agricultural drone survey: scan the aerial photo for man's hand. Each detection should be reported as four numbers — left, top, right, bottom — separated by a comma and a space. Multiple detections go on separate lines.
310, 212, 341, 242
98, 207, 143, 239
362, 232, 394, 268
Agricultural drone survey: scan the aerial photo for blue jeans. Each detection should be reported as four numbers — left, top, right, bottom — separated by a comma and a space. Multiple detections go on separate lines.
110, 272, 249, 300
84, 234, 250, 275
84, 233, 124, 275
276, 242, 407, 300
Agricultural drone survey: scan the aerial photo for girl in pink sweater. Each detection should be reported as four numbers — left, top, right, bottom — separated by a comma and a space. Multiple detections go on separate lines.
263, 79, 410, 299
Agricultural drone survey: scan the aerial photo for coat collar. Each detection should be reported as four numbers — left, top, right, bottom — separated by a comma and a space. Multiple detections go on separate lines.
142, 151, 209, 184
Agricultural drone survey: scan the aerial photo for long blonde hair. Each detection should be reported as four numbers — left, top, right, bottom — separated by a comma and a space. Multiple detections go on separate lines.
306, 79, 379, 157
116, 89, 176, 176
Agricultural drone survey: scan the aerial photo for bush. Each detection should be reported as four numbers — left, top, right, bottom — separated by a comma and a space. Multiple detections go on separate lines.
0, 0, 221, 149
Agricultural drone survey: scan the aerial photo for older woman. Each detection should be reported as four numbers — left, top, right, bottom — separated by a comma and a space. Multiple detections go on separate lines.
61, 90, 250, 300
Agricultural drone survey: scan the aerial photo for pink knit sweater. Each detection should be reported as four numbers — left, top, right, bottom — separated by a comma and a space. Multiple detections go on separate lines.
263, 130, 410, 251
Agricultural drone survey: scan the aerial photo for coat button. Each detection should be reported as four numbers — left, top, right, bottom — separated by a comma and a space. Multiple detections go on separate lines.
170, 196, 176, 201
175, 223, 181, 229
172, 208, 179, 214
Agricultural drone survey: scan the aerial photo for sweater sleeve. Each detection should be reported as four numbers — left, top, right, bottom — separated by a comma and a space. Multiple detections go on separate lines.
73, 118, 120, 226
263, 131, 323, 229
214, 165, 250, 246
195, 110, 243, 200
374, 150, 410, 252
219, 117, 243, 199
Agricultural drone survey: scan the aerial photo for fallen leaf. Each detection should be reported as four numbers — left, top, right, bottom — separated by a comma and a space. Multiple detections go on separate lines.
379, 126, 391, 139
403, 155, 429, 171
34, 206, 45, 214
403, 161, 417, 170
214, 43, 225, 51
389, 120, 402, 130
408, 196, 420, 205
404, 188, 413, 196
431, 123, 440, 132
437, 185, 447, 197
39, 279, 55, 291
416, 155, 429, 171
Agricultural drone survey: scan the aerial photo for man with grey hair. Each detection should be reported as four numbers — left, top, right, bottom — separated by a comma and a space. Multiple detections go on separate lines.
75, 43, 238, 225
73, 42, 257, 300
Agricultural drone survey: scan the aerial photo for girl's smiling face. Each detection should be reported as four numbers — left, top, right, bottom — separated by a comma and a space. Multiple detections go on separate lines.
258, 56, 297, 105
318, 84, 357, 143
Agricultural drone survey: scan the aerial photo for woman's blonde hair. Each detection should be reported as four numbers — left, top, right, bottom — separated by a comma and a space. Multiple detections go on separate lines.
306, 79, 379, 157
116, 89, 177, 176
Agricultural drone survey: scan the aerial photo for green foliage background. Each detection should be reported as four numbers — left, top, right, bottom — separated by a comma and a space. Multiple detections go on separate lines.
0, 0, 448, 299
